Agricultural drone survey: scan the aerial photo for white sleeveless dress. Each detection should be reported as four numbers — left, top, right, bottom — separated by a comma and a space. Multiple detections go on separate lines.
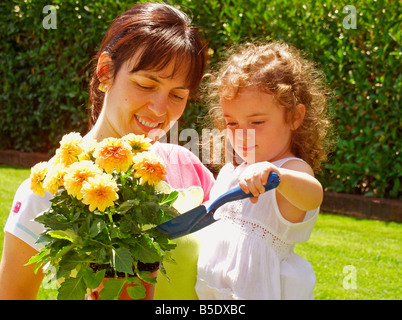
196, 158, 319, 300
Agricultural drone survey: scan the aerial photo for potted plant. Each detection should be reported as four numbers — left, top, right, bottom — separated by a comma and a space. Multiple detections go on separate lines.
28, 132, 179, 300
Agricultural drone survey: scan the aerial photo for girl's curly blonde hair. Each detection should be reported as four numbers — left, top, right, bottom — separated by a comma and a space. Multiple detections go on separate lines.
207, 41, 331, 173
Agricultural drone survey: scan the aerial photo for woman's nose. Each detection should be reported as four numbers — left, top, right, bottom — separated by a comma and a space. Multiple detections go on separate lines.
148, 93, 168, 117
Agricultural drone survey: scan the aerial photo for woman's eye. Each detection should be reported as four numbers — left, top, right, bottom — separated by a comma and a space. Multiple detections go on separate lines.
171, 93, 184, 101
136, 82, 154, 90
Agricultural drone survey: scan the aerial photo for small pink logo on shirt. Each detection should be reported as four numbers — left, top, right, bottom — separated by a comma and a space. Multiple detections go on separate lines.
12, 201, 22, 213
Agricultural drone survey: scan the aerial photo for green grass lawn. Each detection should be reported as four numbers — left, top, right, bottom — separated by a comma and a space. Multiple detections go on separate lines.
0, 164, 401, 300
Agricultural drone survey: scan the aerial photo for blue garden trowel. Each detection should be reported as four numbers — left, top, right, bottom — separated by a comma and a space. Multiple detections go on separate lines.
155, 172, 280, 239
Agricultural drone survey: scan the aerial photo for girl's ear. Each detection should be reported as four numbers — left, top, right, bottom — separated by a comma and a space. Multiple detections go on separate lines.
97, 52, 114, 90
291, 104, 306, 130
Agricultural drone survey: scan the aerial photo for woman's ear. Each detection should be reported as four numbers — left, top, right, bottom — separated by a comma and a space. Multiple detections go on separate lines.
97, 52, 114, 90
291, 104, 306, 130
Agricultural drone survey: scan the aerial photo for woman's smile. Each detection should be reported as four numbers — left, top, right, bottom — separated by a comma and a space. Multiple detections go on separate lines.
134, 114, 163, 131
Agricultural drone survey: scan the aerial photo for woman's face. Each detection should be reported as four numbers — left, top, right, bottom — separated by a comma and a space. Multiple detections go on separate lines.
98, 54, 190, 140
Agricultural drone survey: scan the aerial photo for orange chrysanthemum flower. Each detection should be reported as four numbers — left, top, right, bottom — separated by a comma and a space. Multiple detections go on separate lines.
64, 160, 102, 200
93, 138, 133, 173
81, 173, 119, 212
132, 151, 166, 186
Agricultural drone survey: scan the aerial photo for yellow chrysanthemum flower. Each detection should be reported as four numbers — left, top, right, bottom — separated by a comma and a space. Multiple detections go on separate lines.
132, 151, 167, 186
78, 138, 97, 161
64, 160, 102, 200
122, 133, 152, 153
55, 132, 84, 167
93, 137, 133, 173
81, 173, 119, 212
30, 162, 48, 196
43, 164, 67, 195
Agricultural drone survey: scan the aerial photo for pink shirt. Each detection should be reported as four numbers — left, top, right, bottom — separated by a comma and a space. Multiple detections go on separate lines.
152, 141, 214, 202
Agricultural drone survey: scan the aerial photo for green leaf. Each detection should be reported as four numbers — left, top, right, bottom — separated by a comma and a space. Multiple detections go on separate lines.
112, 247, 134, 275
159, 191, 179, 206
116, 199, 140, 214
126, 278, 146, 299
89, 219, 106, 237
58, 251, 89, 273
58, 277, 86, 300
25, 247, 49, 266
98, 278, 126, 300
48, 229, 78, 243
82, 268, 106, 289
138, 271, 157, 284
131, 235, 161, 263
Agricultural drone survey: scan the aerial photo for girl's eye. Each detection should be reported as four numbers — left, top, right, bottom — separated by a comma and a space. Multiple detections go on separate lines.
170, 93, 185, 101
252, 121, 265, 125
226, 122, 238, 127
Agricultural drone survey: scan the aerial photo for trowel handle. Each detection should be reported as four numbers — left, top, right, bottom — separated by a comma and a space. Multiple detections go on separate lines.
208, 172, 280, 212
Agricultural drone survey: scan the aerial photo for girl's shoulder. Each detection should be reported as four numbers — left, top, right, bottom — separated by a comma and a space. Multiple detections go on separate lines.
272, 156, 305, 168
273, 157, 314, 176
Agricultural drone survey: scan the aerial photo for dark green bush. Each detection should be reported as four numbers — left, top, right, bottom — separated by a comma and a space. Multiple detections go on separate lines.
0, 0, 400, 199
0, 0, 133, 152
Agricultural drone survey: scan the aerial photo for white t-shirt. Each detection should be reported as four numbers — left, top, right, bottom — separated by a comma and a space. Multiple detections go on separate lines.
196, 157, 319, 300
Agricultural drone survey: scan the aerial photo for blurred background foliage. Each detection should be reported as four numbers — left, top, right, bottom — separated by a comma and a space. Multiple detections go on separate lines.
0, 0, 400, 199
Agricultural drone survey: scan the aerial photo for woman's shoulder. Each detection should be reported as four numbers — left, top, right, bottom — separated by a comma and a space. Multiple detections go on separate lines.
10, 178, 53, 216
4, 178, 52, 250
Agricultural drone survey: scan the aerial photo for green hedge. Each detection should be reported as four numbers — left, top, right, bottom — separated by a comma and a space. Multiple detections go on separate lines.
0, 0, 400, 199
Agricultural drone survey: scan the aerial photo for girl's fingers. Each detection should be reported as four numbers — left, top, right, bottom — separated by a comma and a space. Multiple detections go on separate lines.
244, 175, 262, 198
239, 179, 250, 194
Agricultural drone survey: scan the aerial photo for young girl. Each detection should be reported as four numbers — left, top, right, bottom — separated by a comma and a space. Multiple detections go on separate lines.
196, 42, 331, 300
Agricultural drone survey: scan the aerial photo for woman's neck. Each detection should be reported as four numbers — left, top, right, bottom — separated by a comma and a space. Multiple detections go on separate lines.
84, 111, 120, 142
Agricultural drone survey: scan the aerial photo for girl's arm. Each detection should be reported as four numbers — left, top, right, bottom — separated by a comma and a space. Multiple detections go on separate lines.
239, 160, 323, 223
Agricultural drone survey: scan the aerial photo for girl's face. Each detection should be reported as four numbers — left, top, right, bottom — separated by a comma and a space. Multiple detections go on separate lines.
221, 88, 295, 164
97, 54, 190, 140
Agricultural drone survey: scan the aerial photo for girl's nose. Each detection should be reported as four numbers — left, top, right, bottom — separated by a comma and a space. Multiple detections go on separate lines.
148, 93, 168, 117
237, 126, 254, 139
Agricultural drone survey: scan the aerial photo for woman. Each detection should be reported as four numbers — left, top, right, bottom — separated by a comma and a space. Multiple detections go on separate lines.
0, 3, 214, 300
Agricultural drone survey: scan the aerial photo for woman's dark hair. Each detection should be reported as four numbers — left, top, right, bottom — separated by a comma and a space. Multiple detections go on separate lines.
88, 2, 207, 128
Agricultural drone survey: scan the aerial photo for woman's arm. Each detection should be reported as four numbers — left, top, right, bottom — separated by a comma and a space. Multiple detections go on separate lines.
0, 232, 44, 300
239, 160, 323, 223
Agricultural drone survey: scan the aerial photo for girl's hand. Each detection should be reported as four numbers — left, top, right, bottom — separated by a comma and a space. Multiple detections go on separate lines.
238, 162, 280, 204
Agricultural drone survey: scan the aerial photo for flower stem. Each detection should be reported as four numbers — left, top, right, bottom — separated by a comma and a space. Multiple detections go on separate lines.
107, 212, 113, 224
